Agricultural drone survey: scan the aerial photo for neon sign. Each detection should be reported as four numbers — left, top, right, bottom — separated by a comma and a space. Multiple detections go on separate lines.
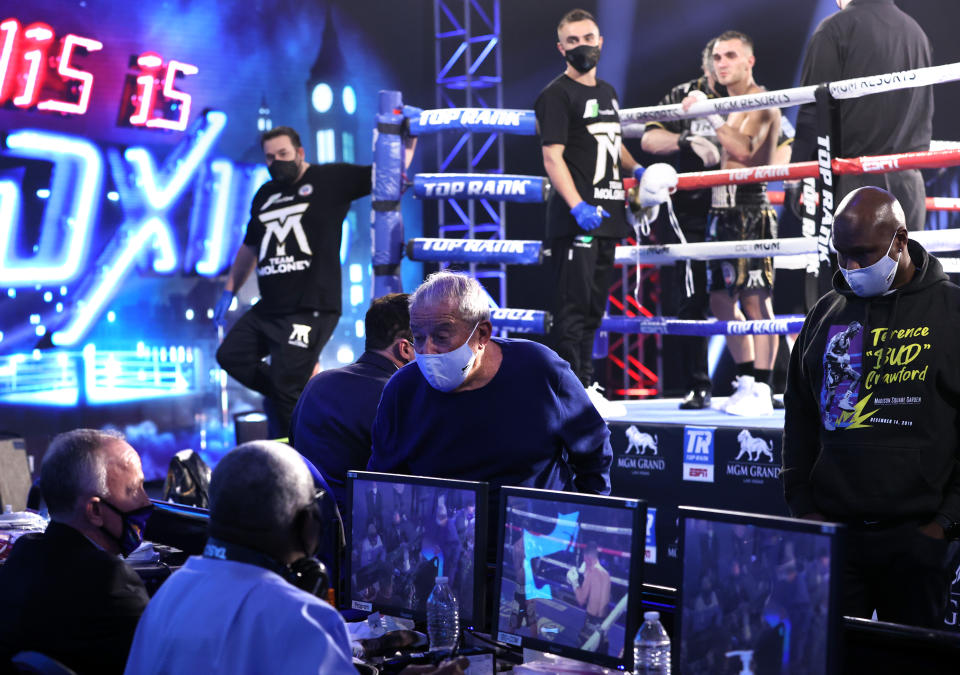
121, 51, 199, 131
0, 16, 196, 129
0, 111, 281, 347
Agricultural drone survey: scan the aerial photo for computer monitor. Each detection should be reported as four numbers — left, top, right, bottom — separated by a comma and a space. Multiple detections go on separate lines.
493, 487, 647, 671
677, 506, 844, 675
143, 499, 210, 556
344, 471, 488, 629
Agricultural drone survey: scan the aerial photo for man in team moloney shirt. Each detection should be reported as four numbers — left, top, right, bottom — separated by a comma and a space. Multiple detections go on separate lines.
213, 126, 371, 437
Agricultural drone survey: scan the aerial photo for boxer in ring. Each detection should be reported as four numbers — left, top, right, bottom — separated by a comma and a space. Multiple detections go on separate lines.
681, 30, 781, 417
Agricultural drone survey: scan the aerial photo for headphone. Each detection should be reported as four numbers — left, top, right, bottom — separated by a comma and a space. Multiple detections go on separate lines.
205, 516, 331, 600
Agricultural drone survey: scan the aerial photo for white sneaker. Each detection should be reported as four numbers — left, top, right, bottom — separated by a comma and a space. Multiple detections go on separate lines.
726, 380, 774, 417
714, 375, 754, 413
585, 383, 628, 418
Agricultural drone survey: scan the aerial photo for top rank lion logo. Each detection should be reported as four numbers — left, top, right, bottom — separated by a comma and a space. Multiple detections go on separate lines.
735, 429, 774, 462
625, 426, 658, 455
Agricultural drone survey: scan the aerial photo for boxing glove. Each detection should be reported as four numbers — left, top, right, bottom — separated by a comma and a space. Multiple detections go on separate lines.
636, 163, 679, 207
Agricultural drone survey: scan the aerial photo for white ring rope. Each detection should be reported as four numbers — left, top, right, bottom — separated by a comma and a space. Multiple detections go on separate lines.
615, 228, 960, 266
619, 61, 960, 129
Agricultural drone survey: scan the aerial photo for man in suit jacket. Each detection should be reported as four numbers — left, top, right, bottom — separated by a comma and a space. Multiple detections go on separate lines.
290, 293, 413, 510
0, 429, 153, 674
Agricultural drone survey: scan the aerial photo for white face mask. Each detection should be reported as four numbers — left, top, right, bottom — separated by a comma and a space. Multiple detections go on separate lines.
840, 232, 901, 297
416, 323, 479, 392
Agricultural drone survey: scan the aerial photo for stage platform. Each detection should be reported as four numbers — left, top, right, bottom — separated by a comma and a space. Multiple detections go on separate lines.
603, 397, 784, 430
601, 396, 787, 588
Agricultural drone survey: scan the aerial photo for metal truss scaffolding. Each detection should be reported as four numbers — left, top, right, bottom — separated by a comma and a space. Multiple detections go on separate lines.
433, 0, 506, 308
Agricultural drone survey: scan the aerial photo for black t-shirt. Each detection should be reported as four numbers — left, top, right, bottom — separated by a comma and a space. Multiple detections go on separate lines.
644, 76, 719, 219
243, 163, 371, 315
535, 74, 630, 239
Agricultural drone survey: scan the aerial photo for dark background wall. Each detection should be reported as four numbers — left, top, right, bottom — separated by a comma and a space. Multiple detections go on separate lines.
1, 0, 958, 473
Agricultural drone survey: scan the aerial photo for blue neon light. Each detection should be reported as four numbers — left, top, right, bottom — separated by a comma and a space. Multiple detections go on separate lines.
194, 159, 233, 275
52, 217, 177, 346
50, 111, 227, 346
340, 212, 355, 265
0, 132, 102, 285
123, 110, 227, 210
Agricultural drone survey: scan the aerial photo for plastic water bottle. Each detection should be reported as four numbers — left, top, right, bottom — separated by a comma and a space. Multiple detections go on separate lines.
426, 576, 460, 652
634, 610, 671, 674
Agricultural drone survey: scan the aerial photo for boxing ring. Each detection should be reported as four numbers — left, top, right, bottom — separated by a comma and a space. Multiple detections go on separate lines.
368, 65, 960, 401
370, 59, 960, 342
366, 64, 960, 601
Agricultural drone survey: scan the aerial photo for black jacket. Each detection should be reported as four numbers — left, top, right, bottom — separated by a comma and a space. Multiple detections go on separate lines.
783, 240, 960, 525
793, 0, 932, 163
0, 522, 149, 674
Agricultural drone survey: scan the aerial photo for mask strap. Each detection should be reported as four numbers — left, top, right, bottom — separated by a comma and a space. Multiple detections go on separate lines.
462, 322, 480, 350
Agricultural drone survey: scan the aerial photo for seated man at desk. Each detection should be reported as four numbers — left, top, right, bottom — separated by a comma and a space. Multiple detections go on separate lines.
125, 440, 465, 674
0, 429, 153, 674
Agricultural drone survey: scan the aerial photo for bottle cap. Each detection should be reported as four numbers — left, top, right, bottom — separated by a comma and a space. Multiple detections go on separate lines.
643, 611, 660, 621
435, 576, 448, 583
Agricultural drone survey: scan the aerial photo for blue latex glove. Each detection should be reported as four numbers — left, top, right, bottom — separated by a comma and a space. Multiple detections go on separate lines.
213, 291, 234, 327
633, 165, 646, 182
570, 202, 610, 231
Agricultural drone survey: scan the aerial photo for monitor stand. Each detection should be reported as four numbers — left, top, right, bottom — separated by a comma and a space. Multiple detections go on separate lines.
366, 611, 417, 635
517, 648, 615, 674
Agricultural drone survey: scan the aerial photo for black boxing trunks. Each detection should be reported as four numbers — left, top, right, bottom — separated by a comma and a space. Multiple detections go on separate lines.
706, 183, 778, 295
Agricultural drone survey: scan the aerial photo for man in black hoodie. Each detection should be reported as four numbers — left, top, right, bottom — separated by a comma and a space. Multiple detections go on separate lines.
782, 187, 960, 628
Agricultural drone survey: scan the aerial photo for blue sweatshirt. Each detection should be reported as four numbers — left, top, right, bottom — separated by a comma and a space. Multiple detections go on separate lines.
369, 338, 612, 503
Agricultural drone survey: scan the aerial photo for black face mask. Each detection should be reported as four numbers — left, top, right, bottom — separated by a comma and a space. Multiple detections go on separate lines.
268, 159, 300, 184
565, 45, 600, 74
99, 499, 154, 558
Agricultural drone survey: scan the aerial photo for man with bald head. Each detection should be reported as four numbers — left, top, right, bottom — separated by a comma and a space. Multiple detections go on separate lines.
125, 440, 357, 673
0, 429, 152, 674
126, 442, 466, 674
783, 186, 960, 627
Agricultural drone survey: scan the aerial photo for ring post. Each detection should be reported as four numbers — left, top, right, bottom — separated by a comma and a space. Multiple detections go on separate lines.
811, 83, 837, 307
372, 90, 406, 298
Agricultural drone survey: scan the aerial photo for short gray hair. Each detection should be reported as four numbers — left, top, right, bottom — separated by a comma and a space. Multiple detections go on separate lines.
209, 441, 313, 534
409, 271, 490, 325
40, 429, 119, 519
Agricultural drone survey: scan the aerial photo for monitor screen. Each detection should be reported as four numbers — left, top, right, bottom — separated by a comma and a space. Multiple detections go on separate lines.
494, 487, 647, 671
345, 471, 488, 629
677, 507, 844, 675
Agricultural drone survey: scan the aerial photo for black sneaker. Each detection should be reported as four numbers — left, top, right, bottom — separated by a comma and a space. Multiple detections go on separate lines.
679, 388, 712, 410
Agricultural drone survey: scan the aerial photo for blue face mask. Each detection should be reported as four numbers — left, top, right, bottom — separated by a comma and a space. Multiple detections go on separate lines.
416, 323, 479, 392
100, 499, 154, 557
840, 232, 901, 297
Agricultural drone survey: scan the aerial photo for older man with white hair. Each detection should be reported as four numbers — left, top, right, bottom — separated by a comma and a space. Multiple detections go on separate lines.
0, 429, 153, 674
368, 271, 613, 517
